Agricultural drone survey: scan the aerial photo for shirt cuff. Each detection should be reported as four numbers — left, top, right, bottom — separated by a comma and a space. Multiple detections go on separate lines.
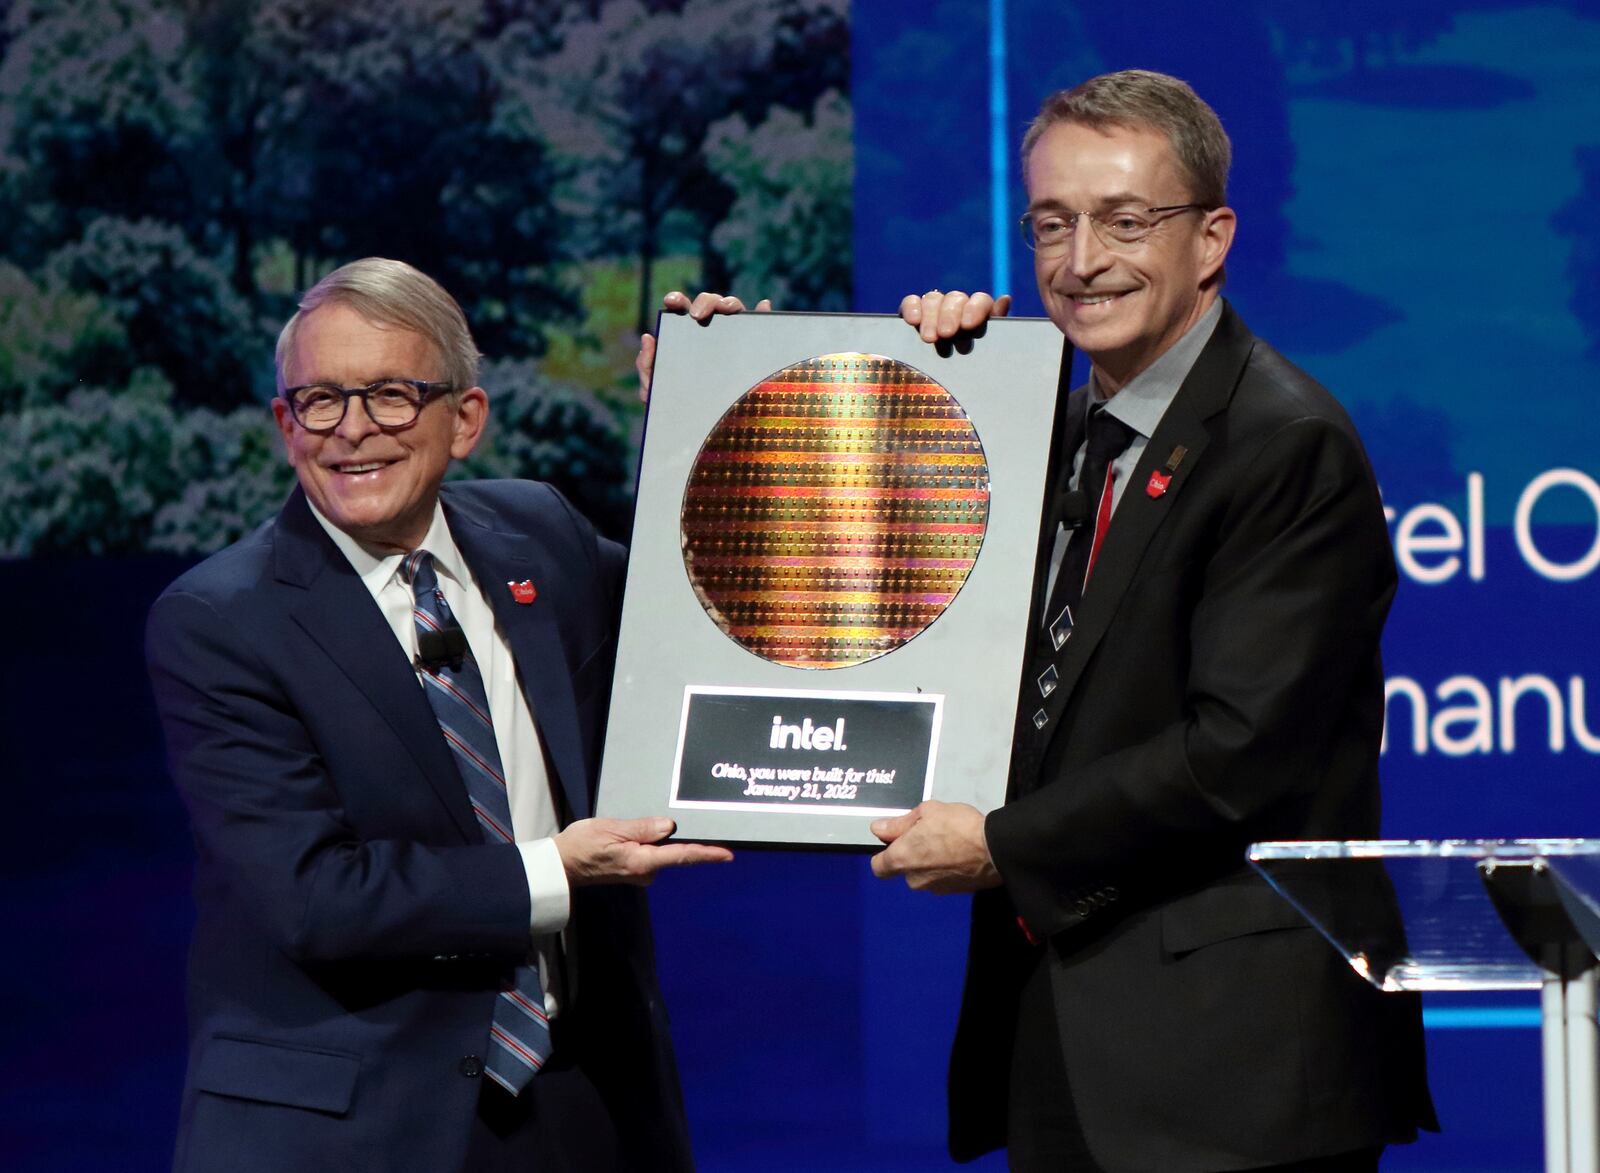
517, 838, 571, 935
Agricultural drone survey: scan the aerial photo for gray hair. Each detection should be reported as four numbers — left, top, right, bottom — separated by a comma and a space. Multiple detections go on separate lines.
275, 257, 481, 393
1020, 69, 1231, 209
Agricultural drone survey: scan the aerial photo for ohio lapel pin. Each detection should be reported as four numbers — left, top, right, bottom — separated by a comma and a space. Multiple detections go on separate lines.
507, 580, 537, 605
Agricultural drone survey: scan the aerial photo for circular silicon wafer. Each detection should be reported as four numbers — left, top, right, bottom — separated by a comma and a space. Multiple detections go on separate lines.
681, 352, 990, 668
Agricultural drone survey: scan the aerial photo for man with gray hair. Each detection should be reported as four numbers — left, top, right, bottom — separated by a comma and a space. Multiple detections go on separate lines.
868, 70, 1437, 1170
148, 257, 730, 1171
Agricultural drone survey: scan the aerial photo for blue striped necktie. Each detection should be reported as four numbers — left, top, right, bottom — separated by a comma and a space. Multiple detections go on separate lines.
402, 549, 551, 1094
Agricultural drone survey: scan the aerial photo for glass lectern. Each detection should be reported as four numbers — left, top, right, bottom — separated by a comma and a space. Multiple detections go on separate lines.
1249, 840, 1600, 1173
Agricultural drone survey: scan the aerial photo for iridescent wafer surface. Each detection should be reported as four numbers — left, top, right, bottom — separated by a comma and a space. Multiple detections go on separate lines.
681, 352, 990, 668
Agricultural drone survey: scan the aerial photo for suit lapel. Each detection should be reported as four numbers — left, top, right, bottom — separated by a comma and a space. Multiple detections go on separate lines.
1050, 302, 1255, 706
447, 490, 594, 822
273, 490, 480, 841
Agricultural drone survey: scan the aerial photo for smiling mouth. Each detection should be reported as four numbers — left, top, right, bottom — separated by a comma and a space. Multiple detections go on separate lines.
1071, 291, 1132, 306
331, 461, 392, 475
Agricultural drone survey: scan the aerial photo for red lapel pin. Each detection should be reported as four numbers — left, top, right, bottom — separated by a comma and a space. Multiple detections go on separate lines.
507, 580, 537, 605
1146, 470, 1172, 499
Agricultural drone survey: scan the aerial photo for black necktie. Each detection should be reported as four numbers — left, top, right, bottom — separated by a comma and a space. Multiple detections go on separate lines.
1012, 406, 1138, 788
1043, 405, 1138, 643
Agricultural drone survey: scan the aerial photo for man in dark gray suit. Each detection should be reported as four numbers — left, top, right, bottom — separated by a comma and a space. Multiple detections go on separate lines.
871, 70, 1436, 1171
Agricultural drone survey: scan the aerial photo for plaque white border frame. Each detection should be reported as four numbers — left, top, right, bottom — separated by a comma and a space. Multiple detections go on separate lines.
596, 310, 1067, 849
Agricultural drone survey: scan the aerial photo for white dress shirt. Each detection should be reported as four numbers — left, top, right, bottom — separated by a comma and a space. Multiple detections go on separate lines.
309, 500, 571, 1006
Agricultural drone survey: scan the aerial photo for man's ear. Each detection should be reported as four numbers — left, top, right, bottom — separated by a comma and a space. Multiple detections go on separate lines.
271, 398, 299, 466
1198, 206, 1236, 285
450, 386, 490, 460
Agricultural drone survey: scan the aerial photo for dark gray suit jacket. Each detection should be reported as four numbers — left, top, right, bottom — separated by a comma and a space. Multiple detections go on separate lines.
950, 303, 1436, 1170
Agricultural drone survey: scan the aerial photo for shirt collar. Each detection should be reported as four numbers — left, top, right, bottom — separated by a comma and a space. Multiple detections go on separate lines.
1089, 297, 1224, 439
306, 499, 468, 596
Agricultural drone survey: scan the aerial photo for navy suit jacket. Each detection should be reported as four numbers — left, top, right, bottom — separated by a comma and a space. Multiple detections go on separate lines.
147, 480, 691, 1172
950, 304, 1436, 1169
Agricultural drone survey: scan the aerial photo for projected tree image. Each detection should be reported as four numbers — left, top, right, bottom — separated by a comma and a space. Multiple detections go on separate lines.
0, 0, 851, 555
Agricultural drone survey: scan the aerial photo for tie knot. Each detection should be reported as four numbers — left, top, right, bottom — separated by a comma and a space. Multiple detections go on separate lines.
1085, 406, 1138, 463
401, 549, 438, 595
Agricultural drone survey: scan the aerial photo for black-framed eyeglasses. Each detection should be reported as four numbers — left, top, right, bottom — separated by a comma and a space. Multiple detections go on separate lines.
280, 378, 454, 434
1019, 204, 1211, 254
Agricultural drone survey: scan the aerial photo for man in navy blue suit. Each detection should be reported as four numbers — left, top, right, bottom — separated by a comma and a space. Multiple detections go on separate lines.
147, 257, 730, 1172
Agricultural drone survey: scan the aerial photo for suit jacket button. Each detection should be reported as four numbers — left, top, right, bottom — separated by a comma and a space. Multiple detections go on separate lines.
460, 1055, 484, 1078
